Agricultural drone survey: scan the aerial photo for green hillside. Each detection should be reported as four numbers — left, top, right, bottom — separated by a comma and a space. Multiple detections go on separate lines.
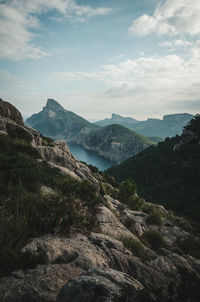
107, 115, 200, 224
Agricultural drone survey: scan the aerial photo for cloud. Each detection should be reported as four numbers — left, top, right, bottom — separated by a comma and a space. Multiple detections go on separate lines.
129, 0, 200, 36
49, 48, 200, 114
159, 39, 192, 47
0, 0, 111, 60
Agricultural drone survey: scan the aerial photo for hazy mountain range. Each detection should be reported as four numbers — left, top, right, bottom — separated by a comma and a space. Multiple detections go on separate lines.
95, 113, 194, 138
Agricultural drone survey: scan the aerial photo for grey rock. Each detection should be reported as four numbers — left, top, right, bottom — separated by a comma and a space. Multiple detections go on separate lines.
0, 264, 85, 302
56, 268, 144, 302
0, 98, 24, 125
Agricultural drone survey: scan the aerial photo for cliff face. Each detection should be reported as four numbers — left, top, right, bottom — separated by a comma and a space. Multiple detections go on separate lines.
76, 124, 151, 163
1, 99, 200, 302
0, 98, 24, 126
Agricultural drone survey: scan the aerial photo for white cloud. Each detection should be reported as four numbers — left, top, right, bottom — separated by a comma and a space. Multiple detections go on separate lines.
159, 39, 192, 47
0, 0, 111, 60
129, 0, 200, 36
49, 49, 200, 114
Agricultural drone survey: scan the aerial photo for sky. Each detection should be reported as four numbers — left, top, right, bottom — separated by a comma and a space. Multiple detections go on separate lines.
0, 0, 200, 121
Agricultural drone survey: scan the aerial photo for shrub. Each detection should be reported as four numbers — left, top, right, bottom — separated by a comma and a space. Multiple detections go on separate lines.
124, 218, 135, 232
146, 210, 163, 226
177, 236, 200, 259
127, 194, 145, 211
120, 236, 151, 261
142, 230, 168, 251
118, 178, 137, 203
9, 127, 33, 142
41, 134, 55, 147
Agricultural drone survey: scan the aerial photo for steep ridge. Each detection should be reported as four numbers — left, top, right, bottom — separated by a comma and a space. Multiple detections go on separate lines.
95, 113, 194, 139
26, 99, 152, 163
1, 98, 200, 302
26, 99, 97, 140
108, 115, 200, 223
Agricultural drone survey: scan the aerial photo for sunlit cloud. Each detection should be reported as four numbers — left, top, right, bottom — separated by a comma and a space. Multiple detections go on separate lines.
129, 0, 200, 36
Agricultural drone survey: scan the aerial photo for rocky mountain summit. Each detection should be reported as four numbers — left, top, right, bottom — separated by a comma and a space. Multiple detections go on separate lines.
1, 98, 200, 302
26, 99, 152, 163
26, 99, 97, 141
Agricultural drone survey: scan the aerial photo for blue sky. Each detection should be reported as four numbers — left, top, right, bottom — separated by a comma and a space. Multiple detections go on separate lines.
0, 0, 200, 121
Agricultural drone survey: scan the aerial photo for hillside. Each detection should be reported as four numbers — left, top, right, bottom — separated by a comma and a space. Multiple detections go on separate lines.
26, 99, 152, 163
75, 124, 152, 163
107, 115, 200, 224
26, 99, 98, 140
1, 98, 200, 301
95, 113, 193, 139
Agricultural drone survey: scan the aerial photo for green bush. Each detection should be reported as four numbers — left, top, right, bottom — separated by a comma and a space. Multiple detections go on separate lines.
9, 127, 33, 142
41, 134, 55, 147
118, 178, 137, 203
177, 236, 200, 259
127, 194, 145, 211
142, 230, 168, 251
146, 210, 163, 226
120, 236, 151, 261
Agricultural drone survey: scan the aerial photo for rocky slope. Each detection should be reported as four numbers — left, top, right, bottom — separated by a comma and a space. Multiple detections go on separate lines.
95, 113, 194, 139
1, 98, 200, 302
26, 99, 152, 163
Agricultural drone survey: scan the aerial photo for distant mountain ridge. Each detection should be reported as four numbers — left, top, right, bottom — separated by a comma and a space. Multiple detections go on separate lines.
95, 112, 194, 139
26, 99, 152, 163
95, 113, 139, 128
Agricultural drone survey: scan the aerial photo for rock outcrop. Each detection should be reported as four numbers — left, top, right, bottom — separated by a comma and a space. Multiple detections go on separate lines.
0, 98, 24, 126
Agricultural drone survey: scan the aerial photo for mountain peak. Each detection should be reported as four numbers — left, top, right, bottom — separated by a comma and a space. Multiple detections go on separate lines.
45, 99, 64, 111
112, 113, 121, 119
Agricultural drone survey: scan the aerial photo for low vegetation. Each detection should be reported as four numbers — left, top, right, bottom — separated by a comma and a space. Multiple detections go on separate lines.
146, 210, 163, 226
119, 236, 151, 261
142, 230, 168, 251
0, 133, 102, 277
177, 236, 200, 260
